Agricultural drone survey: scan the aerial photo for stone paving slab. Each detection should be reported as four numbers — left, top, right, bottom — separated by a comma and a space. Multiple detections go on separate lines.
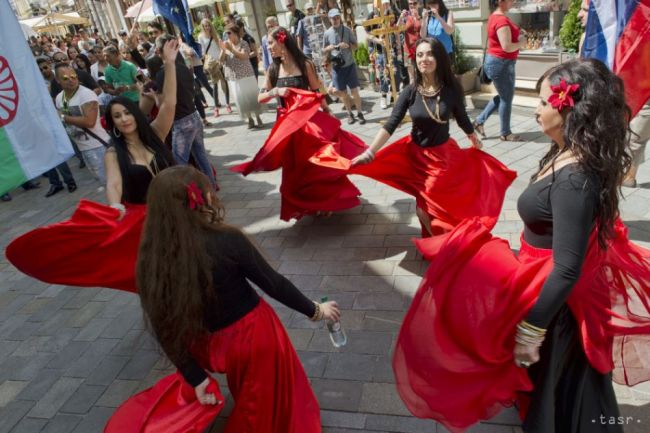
1, 88, 650, 432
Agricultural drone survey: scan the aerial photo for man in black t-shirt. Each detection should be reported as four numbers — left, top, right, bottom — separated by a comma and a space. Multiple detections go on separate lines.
154, 35, 216, 187
286, 1, 306, 35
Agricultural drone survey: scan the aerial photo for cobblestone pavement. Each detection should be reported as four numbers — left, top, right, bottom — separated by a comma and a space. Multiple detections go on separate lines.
1, 88, 649, 433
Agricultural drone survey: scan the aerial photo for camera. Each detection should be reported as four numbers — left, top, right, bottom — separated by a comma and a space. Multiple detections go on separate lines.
330, 46, 345, 68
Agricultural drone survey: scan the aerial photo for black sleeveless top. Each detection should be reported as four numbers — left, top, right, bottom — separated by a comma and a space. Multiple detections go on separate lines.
276, 75, 311, 108
121, 151, 173, 204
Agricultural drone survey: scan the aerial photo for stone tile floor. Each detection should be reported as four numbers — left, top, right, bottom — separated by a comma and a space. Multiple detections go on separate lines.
1, 88, 649, 433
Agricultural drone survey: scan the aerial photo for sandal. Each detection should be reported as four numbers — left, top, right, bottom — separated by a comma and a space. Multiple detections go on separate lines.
500, 134, 521, 142
472, 121, 486, 138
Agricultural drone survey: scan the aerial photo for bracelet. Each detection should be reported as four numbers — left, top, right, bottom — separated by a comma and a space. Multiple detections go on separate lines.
515, 320, 546, 347
362, 148, 375, 161
309, 301, 323, 321
109, 203, 126, 213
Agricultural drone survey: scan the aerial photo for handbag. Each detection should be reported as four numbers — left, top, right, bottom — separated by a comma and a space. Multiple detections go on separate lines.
478, 41, 491, 85
201, 37, 214, 65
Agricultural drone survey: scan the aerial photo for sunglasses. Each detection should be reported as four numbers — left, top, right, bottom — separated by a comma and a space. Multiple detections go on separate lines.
39, 66, 49, 71
224, 31, 232, 35
60, 74, 78, 81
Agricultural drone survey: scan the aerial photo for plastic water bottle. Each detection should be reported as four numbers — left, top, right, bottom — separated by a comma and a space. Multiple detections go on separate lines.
321, 296, 347, 348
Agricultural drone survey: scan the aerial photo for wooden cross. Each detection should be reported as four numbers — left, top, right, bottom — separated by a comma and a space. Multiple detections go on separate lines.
362, 7, 405, 104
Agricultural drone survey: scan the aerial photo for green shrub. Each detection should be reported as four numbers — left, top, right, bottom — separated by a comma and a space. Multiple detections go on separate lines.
452, 30, 475, 75
559, 0, 583, 52
354, 42, 369, 66
193, 15, 225, 38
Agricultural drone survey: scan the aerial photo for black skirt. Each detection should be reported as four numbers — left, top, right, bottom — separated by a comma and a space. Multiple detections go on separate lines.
522, 305, 623, 433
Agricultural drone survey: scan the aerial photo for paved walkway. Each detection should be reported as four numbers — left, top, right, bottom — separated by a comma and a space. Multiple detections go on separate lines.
1, 88, 649, 433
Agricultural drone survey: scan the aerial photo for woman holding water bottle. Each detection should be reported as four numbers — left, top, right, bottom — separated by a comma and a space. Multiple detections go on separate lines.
105, 165, 340, 433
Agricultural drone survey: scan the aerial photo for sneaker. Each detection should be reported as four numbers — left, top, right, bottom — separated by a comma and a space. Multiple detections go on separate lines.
203, 118, 212, 127
67, 183, 77, 193
380, 95, 387, 109
347, 113, 356, 124
385, 93, 392, 108
248, 118, 255, 129
357, 112, 366, 125
1, 193, 11, 202
78, 160, 86, 169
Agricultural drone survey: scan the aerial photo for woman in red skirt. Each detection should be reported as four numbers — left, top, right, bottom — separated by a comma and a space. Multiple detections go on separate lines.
351, 38, 516, 235
393, 58, 650, 433
232, 28, 367, 221
105, 165, 340, 433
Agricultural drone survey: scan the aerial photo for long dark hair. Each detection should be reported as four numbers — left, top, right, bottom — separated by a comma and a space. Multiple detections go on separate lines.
412, 38, 463, 99
103, 97, 175, 199
75, 53, 92, 73
137, 165, 225, 369
426, 0, 449, 18
535, 58, 631, 248
267, 27, 310, 88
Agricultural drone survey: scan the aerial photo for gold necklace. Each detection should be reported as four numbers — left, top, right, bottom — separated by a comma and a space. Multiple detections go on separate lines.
418, 86, 447, 124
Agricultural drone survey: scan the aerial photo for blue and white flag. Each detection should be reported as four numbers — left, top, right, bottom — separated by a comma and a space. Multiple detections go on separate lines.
582, 0, 650, 116
0, 0, 73, 195
152, 0, 202, 57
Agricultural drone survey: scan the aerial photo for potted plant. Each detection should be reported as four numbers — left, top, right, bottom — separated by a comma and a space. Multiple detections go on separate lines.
452, 31, 477, 94
559, 0, 582, 53
354, 42, 370, 83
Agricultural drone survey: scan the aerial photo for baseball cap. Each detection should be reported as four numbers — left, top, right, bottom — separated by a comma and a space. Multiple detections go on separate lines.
328, 8, 341, 18
304, 1, 314, 8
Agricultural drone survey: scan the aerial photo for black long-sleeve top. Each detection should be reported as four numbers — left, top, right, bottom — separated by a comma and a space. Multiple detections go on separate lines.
383, 84, 474, 147
178, 228, 316, 386
517, 164, 600, 328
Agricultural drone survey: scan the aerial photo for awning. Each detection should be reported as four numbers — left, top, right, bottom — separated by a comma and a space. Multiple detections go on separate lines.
188, 0, 215, 8
31, 12, 89, 29
125, 0, 152, 18
20, 22, 37, 38
136, 7, 158, 23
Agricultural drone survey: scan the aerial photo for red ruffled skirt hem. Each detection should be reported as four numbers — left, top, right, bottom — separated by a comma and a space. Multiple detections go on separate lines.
393, 218, 650, 432
105, 300, 321, 433
230, 89, 367, 221
313, 136, 517, 233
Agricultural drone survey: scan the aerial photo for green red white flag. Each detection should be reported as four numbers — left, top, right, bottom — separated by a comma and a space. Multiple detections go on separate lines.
0, 0, 73, 195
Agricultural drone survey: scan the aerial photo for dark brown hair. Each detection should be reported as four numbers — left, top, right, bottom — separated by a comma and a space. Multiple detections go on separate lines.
535, 58, 632, 248
267, 26, 311, 88
136, 166, 225, 368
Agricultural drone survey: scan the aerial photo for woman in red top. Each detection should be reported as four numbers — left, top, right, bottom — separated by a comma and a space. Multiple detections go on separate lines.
473, 0, 527, 142
399, 0, 423, 83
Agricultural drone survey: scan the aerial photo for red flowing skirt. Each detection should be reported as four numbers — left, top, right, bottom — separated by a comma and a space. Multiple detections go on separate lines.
105, 300, 321, 433
5, 200, 145, 292
393, 217, 650, 432
312, 136, 517, 233
231, 89, 367, 221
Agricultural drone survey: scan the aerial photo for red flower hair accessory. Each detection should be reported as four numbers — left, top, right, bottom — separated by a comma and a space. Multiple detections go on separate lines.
548, 79, 580, 111
276, 30, 287, 44
186, 182, 205, 210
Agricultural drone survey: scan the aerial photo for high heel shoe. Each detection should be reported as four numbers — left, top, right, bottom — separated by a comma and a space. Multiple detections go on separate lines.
472, 121, 486, 138
499, 134, 521, 142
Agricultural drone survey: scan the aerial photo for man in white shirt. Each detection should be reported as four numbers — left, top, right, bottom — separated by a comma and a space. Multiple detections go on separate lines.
54, 64, 109, 183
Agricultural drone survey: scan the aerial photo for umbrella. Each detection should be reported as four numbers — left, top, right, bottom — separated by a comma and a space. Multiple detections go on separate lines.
125, 0, 152, 18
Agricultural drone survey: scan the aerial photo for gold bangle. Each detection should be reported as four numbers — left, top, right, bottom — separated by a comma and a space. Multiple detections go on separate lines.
518, 320, 546, 334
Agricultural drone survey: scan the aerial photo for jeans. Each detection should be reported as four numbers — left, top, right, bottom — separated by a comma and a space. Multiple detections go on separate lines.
46, 161, 75, 187
476, 55, 516, 137
171, 111, 216, 185
81, 146, 106, 182
193, 65, 215, 105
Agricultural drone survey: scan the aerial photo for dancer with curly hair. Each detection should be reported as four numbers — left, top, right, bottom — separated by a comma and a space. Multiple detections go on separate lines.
392, 58, 650, 433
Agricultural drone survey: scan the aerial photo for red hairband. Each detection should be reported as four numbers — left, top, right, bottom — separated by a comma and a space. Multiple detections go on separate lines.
548, 78, 580, 111
186, 182, 205, 210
